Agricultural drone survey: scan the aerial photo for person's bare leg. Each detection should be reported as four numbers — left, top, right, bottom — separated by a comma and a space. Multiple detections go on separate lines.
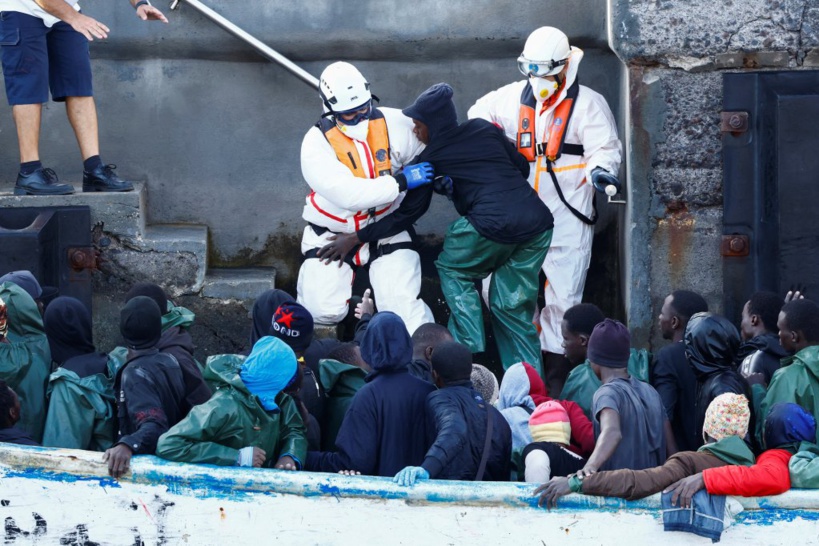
12, 104, 43, 164
65, 96, 99, 161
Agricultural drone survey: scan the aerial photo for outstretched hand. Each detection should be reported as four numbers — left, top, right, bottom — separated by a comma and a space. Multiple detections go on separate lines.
355, 288, 375, 319
70, 13, 110, 41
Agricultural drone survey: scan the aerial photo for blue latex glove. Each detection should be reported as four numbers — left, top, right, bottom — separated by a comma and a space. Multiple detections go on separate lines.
393, 466, 430, 487
403, 162, 435, 190
433, 175, 454, 200
590, 167, 621, 194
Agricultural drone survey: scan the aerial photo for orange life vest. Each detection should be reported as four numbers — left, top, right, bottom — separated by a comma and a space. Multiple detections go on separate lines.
517, 80, 583, 162
319, 109, 391, 178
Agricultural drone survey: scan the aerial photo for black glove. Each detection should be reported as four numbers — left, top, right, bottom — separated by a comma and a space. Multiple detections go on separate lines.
433, 175, 454, 200
590, 167, 621, 194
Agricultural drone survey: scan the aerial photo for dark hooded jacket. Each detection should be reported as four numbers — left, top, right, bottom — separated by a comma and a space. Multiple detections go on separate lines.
421, 380, 512, 481
157, 304, 212, 408
738, 332, 789, 385
306, 312, 434, 476
0, 426, 39, 446
684, 313, 754, 449
417, 121, 552, 244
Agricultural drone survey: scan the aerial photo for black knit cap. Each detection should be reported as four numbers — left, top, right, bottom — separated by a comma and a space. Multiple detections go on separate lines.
120, 296, 162, 350
587, 318, 631, 368
402, 82, 458, 139
270, 301, 314, 354
430, 340, 473, 383
125, 282, 168, 316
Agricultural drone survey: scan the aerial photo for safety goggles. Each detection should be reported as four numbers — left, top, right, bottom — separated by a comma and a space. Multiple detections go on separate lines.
336, 100, 373, 126
517, 56, 568, 78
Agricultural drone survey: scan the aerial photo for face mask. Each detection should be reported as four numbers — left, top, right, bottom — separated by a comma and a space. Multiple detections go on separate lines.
529, 76, 559, 102
337, 119, 369, 141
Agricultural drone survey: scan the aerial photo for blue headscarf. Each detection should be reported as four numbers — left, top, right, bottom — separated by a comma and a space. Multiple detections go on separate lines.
240, 336, 298, 412
764, 402, 817, 451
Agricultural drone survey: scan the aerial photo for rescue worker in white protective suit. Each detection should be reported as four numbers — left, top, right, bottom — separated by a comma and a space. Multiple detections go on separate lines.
297, 62, 436, 334
468, 27, 622, 396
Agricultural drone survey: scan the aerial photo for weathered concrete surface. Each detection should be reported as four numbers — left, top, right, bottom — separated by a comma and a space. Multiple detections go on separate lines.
202, 267, 276, 300
0, 183, 146, 239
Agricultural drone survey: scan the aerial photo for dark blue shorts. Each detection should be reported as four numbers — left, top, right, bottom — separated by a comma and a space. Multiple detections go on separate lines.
0, 11, 93, 105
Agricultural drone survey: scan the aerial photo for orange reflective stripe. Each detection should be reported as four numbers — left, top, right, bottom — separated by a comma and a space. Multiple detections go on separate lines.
309, 192, 347, 224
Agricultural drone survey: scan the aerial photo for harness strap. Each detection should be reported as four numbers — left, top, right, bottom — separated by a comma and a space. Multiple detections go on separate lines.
474, 406, 495, 481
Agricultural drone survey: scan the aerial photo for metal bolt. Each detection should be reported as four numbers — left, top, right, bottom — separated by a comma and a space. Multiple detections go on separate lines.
729, 237, 746, 253
729, 115, 743, 129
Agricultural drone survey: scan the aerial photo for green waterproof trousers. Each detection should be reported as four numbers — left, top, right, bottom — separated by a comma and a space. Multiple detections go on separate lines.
435, 217, 552, 375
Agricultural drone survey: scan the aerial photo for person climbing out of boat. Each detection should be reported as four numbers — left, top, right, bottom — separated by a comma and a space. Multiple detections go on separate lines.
665, 402, 817, 508
393, 341, 512, 486
41, 296, 119, 451
535, 392, 753, 508
156, 336, 307, 470
306, 312, 434, 476
651, 290, 709, 453
402, 82, 554, 376
0, 380, 38, 446
104, 296, 187, 479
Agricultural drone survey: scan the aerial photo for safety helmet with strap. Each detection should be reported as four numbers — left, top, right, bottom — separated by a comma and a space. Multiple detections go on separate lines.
319, 62, 373, 117
517, 26, 570, 78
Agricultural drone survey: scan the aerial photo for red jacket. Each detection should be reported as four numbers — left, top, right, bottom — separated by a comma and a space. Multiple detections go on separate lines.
703, 449, 793, 497
557, 399, 595, 457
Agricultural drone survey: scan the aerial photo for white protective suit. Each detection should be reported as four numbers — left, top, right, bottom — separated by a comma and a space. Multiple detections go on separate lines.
468, 47, 621, 353
297, 107, 434, 334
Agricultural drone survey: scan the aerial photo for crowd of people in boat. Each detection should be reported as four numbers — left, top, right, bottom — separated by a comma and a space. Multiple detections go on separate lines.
1, 270, 819, 518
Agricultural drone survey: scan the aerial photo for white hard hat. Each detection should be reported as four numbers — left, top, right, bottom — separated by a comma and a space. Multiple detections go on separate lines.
517, 26, 571, 77
319, 62, 372, 114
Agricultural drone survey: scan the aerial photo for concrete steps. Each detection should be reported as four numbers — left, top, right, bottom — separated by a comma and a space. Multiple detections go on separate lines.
0, 182, 276, 301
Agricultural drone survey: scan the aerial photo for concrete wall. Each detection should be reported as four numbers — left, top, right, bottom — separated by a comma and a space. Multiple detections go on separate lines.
0, 0, 622, 282
609, 0, 819, 347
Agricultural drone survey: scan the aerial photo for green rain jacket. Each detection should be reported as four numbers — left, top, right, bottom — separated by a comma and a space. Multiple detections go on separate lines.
155, 354, 307, 467
559, 348, 652, 420
789, 441, 819, 488
41, 356, 122, 451
0, 282, 51, 442
758, 346, 819, 444
318, 358, 368, 451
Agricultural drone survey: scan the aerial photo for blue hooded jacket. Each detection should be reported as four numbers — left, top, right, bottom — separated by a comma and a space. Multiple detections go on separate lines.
306, 312, 434, 476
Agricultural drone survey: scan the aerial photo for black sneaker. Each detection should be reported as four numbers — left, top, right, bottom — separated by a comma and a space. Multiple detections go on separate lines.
14, 167, 75, 196
82, 164, 134, 192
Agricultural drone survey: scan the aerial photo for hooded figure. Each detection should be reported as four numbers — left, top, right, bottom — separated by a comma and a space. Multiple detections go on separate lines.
157, 336, 307, 468
124, 283, 211, 409
0, 281, 51, 442
404, 83, 554, 373
497, 363, 594, 458
306, 312, 435, 476
42, 297, 119, 451
684, 313, 753, 449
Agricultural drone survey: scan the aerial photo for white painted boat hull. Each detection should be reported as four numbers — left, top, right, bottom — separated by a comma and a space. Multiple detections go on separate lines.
0, 444, 817, 545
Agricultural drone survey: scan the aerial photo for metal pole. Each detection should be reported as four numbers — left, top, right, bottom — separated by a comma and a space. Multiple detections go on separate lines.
169, 0, 319, 89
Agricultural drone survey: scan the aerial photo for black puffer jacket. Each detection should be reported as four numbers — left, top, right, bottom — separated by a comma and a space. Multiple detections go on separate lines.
685, 313, 754, 447
738, 333, 789, 384
421, 381, 511, 481
157, 326, 212, 408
